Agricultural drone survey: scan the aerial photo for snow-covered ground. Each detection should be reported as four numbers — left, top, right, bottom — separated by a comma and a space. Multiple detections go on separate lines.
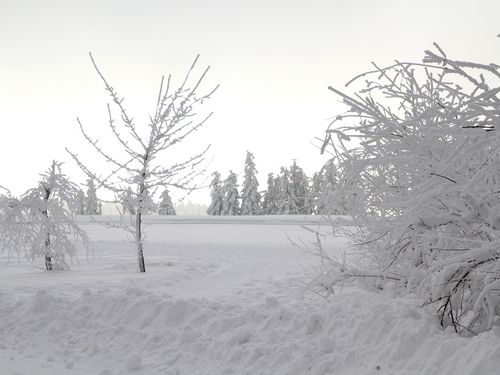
1, 216, 499, 375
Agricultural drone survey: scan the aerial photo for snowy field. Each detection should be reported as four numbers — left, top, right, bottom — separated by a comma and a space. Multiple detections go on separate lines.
1, 216, 500, 375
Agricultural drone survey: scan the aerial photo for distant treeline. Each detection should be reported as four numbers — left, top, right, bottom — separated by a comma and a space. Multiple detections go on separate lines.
207, 151, 346, 216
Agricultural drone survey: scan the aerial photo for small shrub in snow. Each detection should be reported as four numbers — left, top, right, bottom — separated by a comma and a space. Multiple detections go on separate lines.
321, 44, 500, 335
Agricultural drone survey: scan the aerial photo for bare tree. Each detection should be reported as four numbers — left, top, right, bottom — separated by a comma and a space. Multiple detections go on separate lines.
67, 54, 218, 272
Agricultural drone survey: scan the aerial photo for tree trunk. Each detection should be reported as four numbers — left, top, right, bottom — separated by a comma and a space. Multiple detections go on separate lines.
44, 236, 52, 270
135, 209, 146, 273
43, 188, 52, 271
136, 179, 146, 273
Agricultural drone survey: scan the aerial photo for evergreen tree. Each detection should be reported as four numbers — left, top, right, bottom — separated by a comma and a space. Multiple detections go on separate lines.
158, 188, 176, 215
222, 171, 240, 215
240, 151, 260, 215
261, 173, 276, 215
76, 189, 86, 215
142, 189, 157, 215
318, 159, 345, 214
85, 178, 102, 215
271, 174, 281, 214
309, 171, 324, 214
121, 187, 136, 215
289, 160, 310, 214
276, 167, 298, 214
207, 171, 224, 215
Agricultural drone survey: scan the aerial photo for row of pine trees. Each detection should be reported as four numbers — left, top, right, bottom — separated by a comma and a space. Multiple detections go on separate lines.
207, 152, 345, 216
78, 152, 344, 217
120, 187, 176, 215
75, 180, 177, 216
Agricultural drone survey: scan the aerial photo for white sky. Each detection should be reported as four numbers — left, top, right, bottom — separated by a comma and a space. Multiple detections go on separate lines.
1, 0, 499, 204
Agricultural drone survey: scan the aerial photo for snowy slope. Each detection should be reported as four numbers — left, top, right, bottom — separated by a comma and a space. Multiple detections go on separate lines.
0, 217, 499, 374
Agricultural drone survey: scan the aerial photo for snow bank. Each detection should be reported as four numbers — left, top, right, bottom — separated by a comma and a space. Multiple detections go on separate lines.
2, 285, 500, 375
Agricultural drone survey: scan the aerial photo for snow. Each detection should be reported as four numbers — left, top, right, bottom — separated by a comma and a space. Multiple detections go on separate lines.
1, 216, 499, 374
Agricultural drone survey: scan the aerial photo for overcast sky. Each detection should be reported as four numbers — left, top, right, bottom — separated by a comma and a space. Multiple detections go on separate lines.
1, 0, 499, 203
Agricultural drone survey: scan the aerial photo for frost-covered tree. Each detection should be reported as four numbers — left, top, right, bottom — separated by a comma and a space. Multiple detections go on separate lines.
0, 188, 30, 261
121, 187, 136, 215
76, 189, 86, 215
84, 178, 102, 215
321, 44, 500, 335
275, 167, 298, 214
207, 171, 223, 215
241, 151, 260, 215
142, 189, 157, 215
317, 159, 346, 215
222, 171, 240, 215
261, 173, 277, 215
290, 160, 310, 214
158, 188, 176, 215
309, 172, 323, 215
67, 54, 217, 272
0, 162, 89, 270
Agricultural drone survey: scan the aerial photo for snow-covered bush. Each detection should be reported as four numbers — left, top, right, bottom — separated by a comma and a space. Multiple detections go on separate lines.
0, 162, 89, 270
322, 44, 500, 335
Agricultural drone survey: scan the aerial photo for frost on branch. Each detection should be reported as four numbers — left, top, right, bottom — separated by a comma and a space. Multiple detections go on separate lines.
67, 53, 217, 272
322, 44, 500, 335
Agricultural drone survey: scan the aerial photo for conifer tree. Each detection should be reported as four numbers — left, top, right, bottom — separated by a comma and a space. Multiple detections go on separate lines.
309, 171, 323, 215
222, 171, 240, 215
289, 160, 310, 214
142, 189, 157, 215
121, 187, 136, 215
276, 167, 298, 214
207, 171, 223, 215
318, 159, 345, 214
261, 173, 276, 215
241, 151, 260, 215
76, 189, 86, 215
271, 174, 281, 214
158, 188, 176, 215
85, 178, 102, 215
